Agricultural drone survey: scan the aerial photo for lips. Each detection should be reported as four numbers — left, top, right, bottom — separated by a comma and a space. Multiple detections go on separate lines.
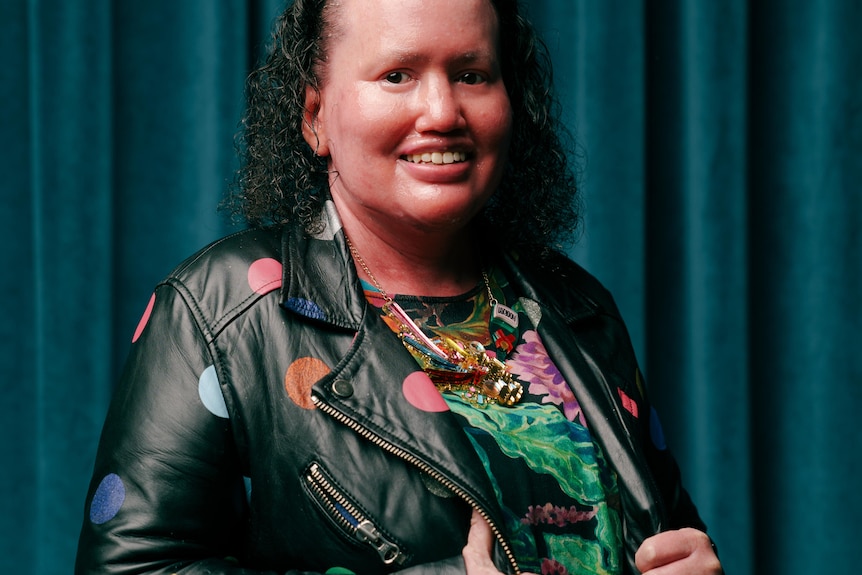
402, 151, 468, 165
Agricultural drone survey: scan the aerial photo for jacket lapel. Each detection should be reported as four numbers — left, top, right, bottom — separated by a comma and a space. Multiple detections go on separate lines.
279, 210, 504, 526
503, 255, 664, 561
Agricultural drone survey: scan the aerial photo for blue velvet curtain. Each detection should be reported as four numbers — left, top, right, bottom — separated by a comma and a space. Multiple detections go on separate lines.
2, 1, 860, 574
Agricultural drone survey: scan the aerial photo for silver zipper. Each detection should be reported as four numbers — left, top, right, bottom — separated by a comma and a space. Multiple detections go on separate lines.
305, 462, 406, 565
311, 394, 521, 574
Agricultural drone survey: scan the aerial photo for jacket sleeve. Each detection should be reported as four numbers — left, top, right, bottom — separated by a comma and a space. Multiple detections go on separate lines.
635, 371, 706, 532
75, 283, 277, 575
596, 302, 706, 533
598, 303, 706, 534
75, 282, 478, 575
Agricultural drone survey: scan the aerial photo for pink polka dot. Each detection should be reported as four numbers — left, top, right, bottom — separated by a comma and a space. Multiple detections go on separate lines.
402, 372, 449, 412
132, 293, 155, 343
248, 258, 283, 295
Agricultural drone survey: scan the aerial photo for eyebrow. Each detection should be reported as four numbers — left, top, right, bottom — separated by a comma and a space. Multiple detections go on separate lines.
391, 50, 496, 66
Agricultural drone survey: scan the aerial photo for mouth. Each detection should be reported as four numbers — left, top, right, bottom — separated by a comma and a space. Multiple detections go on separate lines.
401, 151, 468, 165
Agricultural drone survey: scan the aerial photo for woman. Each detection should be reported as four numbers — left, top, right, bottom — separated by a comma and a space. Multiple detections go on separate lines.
76, 0, 723, 574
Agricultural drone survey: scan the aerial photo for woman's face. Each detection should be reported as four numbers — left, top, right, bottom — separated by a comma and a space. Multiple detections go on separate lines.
304, 0, 513, 241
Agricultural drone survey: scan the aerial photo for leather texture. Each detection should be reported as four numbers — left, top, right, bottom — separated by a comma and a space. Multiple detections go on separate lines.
76, 210, 705, 575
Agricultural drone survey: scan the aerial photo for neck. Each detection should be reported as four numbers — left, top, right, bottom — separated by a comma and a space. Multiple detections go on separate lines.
341, 219, 482, 298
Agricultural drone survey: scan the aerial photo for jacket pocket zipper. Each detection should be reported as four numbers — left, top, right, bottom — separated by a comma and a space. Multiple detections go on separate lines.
305, 461, 407, 566
311, 394, 521, 575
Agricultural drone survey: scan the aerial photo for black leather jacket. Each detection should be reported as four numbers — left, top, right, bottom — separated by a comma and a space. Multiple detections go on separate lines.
76, 217, 705, 575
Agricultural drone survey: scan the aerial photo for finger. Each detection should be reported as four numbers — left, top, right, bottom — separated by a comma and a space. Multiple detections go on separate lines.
635, 532, 690, 570
635, 528, 719, 573
462, 509, 498, 573
465, 508, 494, 551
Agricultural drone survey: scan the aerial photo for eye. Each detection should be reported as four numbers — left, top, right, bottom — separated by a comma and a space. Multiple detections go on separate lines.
384, 71, 409, 84
458, 72, 486, 85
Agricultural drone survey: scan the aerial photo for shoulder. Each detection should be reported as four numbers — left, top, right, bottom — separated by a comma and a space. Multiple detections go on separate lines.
157, 225, 287, 336
171, 226, 285, 280
506, 249, 622, 321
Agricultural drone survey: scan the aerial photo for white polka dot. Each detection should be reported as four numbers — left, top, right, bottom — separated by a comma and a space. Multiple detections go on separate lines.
198, 365, 228, 418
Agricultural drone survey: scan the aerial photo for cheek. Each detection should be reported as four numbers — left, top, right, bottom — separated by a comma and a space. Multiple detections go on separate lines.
496, 107, 514, 149
324, 88, 404, 164
338, 83, 407, 149
357, 89, 398, 120
497, 99, 515, 140
476, 100, 513, 181
477, 96, 514, 147
341, 86, 404, 139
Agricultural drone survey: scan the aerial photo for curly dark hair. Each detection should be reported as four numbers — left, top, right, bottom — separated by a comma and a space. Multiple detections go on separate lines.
226, 0, 582, 258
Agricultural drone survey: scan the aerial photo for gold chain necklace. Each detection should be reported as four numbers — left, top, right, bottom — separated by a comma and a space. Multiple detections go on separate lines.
345, 237, 523, 407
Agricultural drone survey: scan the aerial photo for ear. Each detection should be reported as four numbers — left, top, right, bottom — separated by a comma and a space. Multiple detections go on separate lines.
302, 85, 330, 157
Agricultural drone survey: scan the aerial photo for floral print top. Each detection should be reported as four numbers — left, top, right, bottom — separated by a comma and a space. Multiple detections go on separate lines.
362, 266, 623, 575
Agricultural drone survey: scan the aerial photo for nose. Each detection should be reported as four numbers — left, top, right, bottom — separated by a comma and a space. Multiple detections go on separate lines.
415, 76, 466, 133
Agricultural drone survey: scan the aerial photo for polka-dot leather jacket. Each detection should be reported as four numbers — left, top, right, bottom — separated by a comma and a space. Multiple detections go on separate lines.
76, 209, 705, 575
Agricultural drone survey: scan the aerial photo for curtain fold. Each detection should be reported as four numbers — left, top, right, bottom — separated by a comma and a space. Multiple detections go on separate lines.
748, 1, 862, 572
643, 1, 753, 570
2, 1, 115, 572
1, 2, 279, 572
2, 1, 860, 574
110, 1, 251, 351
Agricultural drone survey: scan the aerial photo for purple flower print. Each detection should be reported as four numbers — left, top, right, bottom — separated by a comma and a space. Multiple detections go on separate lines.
521, 503, 598, 527
509, 330, 585, 424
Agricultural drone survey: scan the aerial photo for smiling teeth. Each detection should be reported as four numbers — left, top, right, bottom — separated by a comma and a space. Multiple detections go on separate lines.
405, 151, 466, 165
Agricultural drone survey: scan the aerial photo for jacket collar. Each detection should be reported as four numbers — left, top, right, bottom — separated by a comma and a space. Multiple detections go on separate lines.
280, 200, 366, 330
279, 200, 604, 331
500, 251, 606, 327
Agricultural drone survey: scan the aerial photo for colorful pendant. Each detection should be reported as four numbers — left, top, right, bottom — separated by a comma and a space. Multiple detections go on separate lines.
388, 300, 523, 407
490, 302, 518, 354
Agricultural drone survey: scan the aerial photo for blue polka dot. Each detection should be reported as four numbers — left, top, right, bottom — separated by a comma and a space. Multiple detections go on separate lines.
284, 298, 326, 321
90, 473, 125, 524
650, 406, 667, 451
244, 476, 253, 504
199, 365, 228, 418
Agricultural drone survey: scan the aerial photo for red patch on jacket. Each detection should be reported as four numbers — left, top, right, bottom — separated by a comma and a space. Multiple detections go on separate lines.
618, 388, 639, 418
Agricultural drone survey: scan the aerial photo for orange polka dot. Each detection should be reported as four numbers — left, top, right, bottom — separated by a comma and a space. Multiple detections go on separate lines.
403, 372, 449, 412
284, 357, 331, 409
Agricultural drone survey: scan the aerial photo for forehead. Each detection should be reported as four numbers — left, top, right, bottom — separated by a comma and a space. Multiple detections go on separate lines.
326, 0, 500, 56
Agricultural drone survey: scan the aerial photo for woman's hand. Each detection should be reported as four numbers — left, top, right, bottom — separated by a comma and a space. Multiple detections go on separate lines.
462, 509, 539, 575
635, 528, 723, 574
462, 509, 504, 575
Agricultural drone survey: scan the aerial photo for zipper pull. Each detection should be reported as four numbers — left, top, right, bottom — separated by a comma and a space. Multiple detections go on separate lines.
355, 520, 404, 565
